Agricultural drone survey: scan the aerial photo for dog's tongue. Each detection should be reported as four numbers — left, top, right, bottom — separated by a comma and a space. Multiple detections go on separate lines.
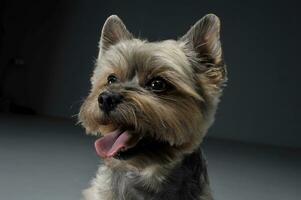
95, 130, 131, 158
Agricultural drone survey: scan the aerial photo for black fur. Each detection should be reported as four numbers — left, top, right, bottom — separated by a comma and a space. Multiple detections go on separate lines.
111, 147, 211, 200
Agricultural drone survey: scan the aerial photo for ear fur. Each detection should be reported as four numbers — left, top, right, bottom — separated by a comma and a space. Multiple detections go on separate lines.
181, 14, 226, 85
98, 15, 133, 57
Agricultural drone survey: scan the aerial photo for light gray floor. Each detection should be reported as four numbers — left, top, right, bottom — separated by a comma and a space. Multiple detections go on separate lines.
0, 114, 300, 200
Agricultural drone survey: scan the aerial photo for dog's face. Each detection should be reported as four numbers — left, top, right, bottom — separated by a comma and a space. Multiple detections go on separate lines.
79, 14, 226, 169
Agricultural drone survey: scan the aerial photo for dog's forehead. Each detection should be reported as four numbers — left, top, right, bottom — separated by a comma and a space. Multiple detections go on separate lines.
96, 39, 192, 80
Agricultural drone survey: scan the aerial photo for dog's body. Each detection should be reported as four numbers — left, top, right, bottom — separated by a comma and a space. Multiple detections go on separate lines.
83, 148, 211, 200
79, 14, 226, 200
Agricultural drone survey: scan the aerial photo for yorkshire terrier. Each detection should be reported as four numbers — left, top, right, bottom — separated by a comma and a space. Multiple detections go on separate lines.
79, 13, 227, 200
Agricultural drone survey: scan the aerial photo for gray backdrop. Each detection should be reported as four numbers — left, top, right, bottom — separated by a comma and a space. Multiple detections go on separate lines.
1, 0, 300, 147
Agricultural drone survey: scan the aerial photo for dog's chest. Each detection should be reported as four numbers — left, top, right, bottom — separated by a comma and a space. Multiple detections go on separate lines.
111, 170, 203, 200
110, 150, 207, 200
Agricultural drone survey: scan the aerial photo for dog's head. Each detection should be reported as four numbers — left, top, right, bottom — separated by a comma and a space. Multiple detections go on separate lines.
79, 14, 226, 169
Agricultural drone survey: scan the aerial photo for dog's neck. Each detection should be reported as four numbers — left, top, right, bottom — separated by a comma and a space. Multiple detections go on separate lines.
110, 148, 212, 200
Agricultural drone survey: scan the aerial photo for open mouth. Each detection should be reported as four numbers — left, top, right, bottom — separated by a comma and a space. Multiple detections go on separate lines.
95, 129, 171, 160
94, 129, 142, 159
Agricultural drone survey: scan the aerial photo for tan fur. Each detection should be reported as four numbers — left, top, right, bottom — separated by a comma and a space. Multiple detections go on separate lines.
82, 166, 113, 200
79, 14, 227, 200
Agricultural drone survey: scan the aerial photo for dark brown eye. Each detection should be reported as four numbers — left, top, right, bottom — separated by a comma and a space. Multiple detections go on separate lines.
148, 77, 167, 92
107, 75, 118, 85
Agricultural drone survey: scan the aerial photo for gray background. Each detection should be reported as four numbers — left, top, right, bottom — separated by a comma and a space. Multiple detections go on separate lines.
1, 0, 300, 147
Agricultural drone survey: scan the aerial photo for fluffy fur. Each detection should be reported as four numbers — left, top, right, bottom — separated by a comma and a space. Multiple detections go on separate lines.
79, 14, 227, 200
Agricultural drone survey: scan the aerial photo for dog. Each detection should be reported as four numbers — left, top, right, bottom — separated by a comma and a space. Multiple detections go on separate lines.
79, 13, 227, 200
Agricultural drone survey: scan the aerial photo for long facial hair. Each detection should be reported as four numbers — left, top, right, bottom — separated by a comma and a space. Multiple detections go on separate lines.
79, 14, 227, 169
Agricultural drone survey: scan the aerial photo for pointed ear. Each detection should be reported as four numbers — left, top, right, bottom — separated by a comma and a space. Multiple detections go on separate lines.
98, 15, 133, 57
181, 14, 222, 65
181, 14, 226, 85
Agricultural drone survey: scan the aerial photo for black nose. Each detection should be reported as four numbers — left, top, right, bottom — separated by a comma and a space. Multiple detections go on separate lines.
98, 91, 123, 113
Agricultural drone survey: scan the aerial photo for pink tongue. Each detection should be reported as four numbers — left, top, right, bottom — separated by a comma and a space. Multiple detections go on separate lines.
95, 130, 131, 158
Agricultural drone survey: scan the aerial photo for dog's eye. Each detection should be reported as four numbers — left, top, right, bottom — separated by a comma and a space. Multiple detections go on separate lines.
147, 77, 167, 92
107, 75, 118, 85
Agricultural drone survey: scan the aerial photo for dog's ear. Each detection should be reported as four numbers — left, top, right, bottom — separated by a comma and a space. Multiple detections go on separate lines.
98, 15, 133, 57
181, 14, 226, 85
